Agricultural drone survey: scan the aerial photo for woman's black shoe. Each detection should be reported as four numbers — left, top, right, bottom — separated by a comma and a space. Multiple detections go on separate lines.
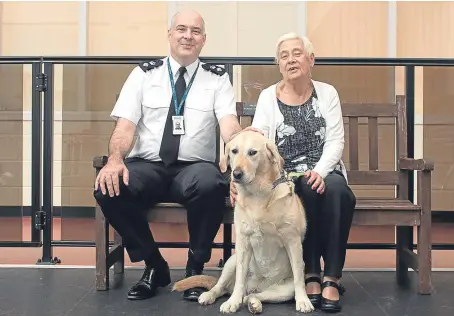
320, 281, 345, 313
305, 276, 322, 308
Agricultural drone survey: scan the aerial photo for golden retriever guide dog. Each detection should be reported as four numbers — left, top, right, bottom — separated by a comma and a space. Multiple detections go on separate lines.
172, 131, 314, 314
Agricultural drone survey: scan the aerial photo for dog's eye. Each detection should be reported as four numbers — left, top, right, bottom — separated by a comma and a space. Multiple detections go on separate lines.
232, 148, 238, 154
248, 149, 257, 156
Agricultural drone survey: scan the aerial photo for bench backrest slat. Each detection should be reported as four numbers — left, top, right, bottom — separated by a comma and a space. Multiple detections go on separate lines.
342, 103, 398, 117
368, 117, 379, 171
348, 117, 359, 170
396, 95, 409, 199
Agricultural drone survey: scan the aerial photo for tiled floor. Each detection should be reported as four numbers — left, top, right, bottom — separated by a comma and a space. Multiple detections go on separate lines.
0, 268, 452, 316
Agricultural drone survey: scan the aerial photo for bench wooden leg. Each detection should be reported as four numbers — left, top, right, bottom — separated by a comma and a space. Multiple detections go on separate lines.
95, 203, 109, 291
396, 226, 412, 286
417, 225, 432, 294
114, 230, 124, 274
417, 171, 432, 295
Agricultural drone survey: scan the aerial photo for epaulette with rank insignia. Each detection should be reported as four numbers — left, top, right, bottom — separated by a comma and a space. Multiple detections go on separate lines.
138, 59, 163, 72
202, 63, 226, 76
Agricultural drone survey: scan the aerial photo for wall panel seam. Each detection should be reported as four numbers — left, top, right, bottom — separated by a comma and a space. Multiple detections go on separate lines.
298, 1, 307, 37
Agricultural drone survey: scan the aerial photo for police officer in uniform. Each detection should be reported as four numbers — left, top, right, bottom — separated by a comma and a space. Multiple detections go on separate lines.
93, 9, 248, 301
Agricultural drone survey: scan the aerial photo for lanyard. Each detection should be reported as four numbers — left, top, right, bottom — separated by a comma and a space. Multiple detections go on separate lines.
167, 60, 199, 116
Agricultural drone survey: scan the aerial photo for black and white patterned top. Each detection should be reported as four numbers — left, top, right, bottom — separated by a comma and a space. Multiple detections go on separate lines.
275, 88, 342, 174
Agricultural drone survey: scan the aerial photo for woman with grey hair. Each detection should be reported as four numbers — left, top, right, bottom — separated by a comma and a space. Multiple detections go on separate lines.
249, 32, 356, 313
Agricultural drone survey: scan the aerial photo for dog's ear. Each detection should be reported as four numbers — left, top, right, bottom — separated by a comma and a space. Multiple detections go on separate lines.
265, 140, 284, 170
219, 141, 231, 173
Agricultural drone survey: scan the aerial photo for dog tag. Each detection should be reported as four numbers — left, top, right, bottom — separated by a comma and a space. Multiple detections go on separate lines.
172, 116, 185, 135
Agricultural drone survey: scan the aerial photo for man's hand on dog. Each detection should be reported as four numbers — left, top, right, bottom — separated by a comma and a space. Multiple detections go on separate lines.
243, 126, 264, 135
229, 126, 264, 142
305, 170, 325, 194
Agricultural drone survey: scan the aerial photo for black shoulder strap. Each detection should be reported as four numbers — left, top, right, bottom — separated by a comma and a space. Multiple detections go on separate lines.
138, 59, 164, 72
202, 63, 226, 76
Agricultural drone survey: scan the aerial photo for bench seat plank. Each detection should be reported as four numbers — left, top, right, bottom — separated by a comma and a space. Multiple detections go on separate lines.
152, 198, 420, 212
146, 198, 420, 225
355, 199, 420, 211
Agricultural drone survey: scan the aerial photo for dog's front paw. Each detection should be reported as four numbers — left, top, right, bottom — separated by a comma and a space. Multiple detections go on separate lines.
198, 291, 216, 306
243, 295, 262, 314
220, 297, 243, 313
295, 295, 314, 313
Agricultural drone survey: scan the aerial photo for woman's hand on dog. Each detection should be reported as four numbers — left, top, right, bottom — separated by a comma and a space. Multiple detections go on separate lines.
230, 181, 238, 206
305, 170, 325, 194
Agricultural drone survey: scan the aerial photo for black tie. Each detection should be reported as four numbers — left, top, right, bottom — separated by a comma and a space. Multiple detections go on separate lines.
159, 67, 187, 166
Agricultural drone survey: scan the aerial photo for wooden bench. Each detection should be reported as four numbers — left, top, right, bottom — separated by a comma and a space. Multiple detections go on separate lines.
93, 94, 434, 295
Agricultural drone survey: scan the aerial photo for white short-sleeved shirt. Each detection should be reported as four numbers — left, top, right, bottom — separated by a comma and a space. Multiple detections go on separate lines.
111, 55, 238, 163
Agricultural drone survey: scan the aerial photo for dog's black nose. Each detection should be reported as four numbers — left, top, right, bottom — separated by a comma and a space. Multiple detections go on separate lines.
232, 168, 243, 180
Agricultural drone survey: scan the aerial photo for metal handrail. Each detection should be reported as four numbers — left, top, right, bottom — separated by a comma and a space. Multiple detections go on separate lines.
1, 56, 454, 66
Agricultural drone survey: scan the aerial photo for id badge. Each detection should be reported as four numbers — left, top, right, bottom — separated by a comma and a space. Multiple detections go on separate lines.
172, 115, 185, 135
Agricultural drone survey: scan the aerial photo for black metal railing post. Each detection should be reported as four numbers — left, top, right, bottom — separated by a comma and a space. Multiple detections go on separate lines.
405, 65, 416, 251
31, 61, 43, 243
37, 62, 58, 264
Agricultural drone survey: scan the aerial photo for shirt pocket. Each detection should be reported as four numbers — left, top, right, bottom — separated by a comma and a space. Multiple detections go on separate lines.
142, 85, 170, 128
184, 87, 216, 138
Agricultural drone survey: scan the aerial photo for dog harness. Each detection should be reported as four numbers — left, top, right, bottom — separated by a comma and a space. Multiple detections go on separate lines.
271, 170, 293, 189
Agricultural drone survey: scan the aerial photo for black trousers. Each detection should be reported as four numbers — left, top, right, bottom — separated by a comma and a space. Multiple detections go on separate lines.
294, 170, 356, 279
93, 157, 229, 269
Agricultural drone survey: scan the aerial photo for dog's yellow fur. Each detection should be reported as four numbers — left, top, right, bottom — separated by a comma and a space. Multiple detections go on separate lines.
172, 131, 314, 314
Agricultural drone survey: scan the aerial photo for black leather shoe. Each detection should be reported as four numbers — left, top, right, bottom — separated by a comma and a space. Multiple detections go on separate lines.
305, 276, 322, 308
320, 281, 345, 313
182, 268, 206, 301
127, 263, 171, 300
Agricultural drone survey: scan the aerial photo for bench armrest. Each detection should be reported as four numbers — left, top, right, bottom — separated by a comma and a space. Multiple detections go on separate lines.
399, 158, 434, 172
93, 156, 108, 169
